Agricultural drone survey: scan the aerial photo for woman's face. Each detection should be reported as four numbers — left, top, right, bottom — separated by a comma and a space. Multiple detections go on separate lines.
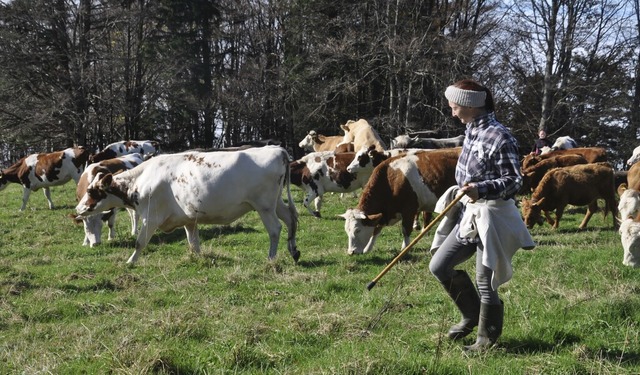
448, 102, 479, 124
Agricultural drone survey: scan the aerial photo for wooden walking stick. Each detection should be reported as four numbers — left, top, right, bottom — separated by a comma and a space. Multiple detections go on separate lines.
366, 192, 465, 290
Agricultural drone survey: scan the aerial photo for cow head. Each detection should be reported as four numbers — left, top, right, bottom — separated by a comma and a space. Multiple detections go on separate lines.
76, 172, 128, 218
339, 209, 383, 254
298, 131, 316, 152
346, 146, 372, 173
520, 197, 545, 229
618, 188, 640, 220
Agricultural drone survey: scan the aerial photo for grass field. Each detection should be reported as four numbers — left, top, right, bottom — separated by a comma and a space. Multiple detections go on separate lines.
0, 181, 638, 374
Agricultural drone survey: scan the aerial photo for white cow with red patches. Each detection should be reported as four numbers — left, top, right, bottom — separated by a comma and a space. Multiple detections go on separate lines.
0, 147, 91, 211
74, 153, 145, 247
90, 140, 159, 163
75, 146, 300, 264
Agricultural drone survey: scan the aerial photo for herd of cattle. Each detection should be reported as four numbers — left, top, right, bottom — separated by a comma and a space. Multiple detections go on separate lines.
1, 120, 640, 268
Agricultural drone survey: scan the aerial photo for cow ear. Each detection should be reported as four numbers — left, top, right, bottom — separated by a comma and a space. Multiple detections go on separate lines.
365, 213, 384, 224
618, 183, 628, 196
98, 173, 113, 190
532, 197, 545, 207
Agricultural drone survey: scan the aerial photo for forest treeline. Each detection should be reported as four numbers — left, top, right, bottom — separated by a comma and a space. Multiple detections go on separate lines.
0, 0, 638, 165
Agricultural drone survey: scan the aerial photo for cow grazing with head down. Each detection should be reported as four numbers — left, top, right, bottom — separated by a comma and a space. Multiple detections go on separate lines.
298, 131, 346, 153
339, 148, 461, 254
289, 151, 367, 218
90, 140, 159, 163
521, 147, 607, 170
520, 154, 588, 193
74, 153, 144, 247
339, 119, 387, 152
0, 147, 91, 211
390, 134, 464, 149
75, 146, 300, 264
521, 162, 618, 230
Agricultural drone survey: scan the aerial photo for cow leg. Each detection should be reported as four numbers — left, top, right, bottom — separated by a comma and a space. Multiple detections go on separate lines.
184, 224, 201, 255
42, 187, 54, 209
256, 209, 283, 260
127, 208, 138, 235
303, 191, 321, 218
106, 209, 117, 241
20, 188, 32, 211
276, 199, 300, 262
578, 201, 598, 230
543, 210, 554, 225
553, 207, 565, 229
313, 195, 324, 217
128, 220, 156, 264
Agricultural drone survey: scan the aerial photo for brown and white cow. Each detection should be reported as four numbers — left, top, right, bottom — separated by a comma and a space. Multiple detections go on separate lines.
90, 140, 159, 163
0, 147, 91, 211
298, 131, 345, 153
521, 147, 606, 170
74, 153, 144, 247
75, 146, 300, 264
520, 154, 588, 193
339, 119, 387, 152
339, 148, 461, 254
617, 162, 640, 220
290, 151, 368, 218
521, 162, 618, 230
345, 145, 427, 175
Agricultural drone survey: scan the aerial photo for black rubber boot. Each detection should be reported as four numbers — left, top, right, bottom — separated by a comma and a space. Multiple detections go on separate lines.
441, 270, 481, 340
464, 301, 504, 352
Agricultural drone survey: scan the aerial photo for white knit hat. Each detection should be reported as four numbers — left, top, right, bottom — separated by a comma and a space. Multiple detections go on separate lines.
444, 86, 486, 108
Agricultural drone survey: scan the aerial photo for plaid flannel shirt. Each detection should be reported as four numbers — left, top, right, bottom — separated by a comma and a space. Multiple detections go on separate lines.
455, 112, 522, 200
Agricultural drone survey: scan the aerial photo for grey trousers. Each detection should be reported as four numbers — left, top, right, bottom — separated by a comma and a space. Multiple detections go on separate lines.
429, 227, 500, 305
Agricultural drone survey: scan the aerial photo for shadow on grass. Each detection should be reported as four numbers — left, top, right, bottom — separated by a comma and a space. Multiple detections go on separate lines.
501, 337, 640, 366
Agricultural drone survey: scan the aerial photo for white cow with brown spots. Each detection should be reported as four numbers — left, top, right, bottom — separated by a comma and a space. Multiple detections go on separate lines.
75, 146, 300, 264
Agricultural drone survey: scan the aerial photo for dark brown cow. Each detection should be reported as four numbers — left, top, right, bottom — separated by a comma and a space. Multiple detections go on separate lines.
290, 151, 367, 218
520, 154, 588, 193
521, 147, 607, 170
339, 148, 461, 254
521, 162, 618, 230
0, 147, 91, 211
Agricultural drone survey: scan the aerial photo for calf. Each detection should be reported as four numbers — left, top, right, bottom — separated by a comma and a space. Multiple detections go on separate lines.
521, 162, 618, 230
90, 140, 159, 163
522, 147, 607, 170
520, 154, 588, 193
74, 153, 144, 247
0, 147, 91, 211
289, 151, 367, 218
339, 148, 460, 254
75, 146, 300, 264
390, 134, 464, 149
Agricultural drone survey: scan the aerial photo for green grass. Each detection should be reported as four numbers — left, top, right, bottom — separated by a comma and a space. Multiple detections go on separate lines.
0, 182, 639, 374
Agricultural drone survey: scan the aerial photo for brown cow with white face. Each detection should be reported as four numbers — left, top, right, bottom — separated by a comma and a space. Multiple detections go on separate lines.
521, 162, 618, 230
0, 147, 91, 211
339, 148, 460, 254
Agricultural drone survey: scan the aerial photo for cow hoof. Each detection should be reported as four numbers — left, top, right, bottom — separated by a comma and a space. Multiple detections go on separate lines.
292, 250, 301, 263
312, 211, 321, 218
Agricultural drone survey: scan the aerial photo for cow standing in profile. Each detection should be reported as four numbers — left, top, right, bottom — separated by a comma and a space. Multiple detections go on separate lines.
0, 146, 91, 211
75, 146, 300, 264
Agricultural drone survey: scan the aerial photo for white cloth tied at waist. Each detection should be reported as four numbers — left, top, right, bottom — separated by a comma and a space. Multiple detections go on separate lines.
430, 185, 535, 290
